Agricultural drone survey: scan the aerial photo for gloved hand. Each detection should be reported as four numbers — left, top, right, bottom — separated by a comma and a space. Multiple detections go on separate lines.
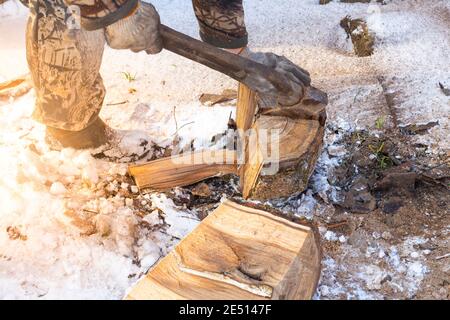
105, 1, 163, 54
241, 48, 311, 106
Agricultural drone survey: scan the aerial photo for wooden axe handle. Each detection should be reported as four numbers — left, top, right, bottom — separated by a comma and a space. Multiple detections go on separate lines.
160, 24, 291, 95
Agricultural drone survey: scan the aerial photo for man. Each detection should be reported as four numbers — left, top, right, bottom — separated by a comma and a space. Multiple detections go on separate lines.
22, 0, 310, 150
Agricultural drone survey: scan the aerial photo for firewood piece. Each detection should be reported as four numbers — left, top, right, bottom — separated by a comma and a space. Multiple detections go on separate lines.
236, 83, 257, 196
236, 83, 258, 191
243, 116, 324, 201
236, 84, 258, 131
125, 200, 322, 300
242, 141, 264, 199
129, 150, 238, 190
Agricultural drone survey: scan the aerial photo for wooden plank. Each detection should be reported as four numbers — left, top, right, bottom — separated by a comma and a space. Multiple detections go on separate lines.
242, 140, 264, 199
236, 83, 258, 193
236, 83, 258, 132
125, 200, 321, 300
129, 150, 238, 190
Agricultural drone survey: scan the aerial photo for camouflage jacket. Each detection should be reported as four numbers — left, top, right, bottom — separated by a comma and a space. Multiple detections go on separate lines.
63, 0, 139, 30
18, 0, 139, 30
18, 0, 248, 48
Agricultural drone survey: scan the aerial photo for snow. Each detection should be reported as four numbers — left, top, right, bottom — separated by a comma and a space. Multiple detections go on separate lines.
49, 182, 68, 195
324, 231, 339, 242
316, 236, 430, 299
0, 0, 449, 299
0, 0, 25, 18
0, 93, 200, 299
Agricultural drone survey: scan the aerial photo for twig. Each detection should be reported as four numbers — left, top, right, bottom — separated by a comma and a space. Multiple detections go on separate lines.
106, 100, 128, 106
326, 221, 348, 229
418, 160, 450, 173
173, 106, 178, 132
172, 121, 195, 136
435, 253, 450, 260
83, 209, 99, 215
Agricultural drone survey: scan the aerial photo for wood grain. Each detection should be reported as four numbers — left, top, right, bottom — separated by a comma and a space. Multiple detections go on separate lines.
242, 115, 324, 200
236, 83, 259, 195
125, 200, 321, 300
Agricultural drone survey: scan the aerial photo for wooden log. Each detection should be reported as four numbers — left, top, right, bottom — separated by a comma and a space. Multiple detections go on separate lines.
125, 200, 322, 300
236, 83, 258, 132
239, 86, 327, 199
243, 115, 325, 201
129, 150, 238, 190
240, 86, 327, 200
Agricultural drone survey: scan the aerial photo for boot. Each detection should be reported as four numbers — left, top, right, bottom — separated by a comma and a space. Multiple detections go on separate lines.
46, 117, 110, 150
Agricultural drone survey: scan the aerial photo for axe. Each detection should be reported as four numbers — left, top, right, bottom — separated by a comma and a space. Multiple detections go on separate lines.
159, 25, 293, 97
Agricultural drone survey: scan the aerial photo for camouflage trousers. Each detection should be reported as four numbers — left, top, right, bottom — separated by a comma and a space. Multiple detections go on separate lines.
26, 0, 247, 131
193, 0, 248, 49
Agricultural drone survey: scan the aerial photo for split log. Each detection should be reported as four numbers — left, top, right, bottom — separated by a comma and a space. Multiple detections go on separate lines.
240, 86, 327, 200
242, 115, 325, 200
125, 200, 321, 300
236, 83, 258, 195
129, 150, 237, 190
236, 84, 258, 132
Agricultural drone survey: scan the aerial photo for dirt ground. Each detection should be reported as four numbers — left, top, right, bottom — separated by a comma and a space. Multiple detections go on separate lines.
307, 126, 449, 300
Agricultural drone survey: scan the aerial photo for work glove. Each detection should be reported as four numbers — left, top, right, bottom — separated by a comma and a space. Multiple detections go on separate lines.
241, 48, 311, 107
105, 1, 163, 54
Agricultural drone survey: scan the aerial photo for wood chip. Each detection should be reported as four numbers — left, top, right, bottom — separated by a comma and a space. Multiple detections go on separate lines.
199, 89, 237, 106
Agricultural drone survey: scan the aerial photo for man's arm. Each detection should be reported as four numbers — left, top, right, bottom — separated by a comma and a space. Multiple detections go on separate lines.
62, 0, 162, 54
192, 1, 310, 106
